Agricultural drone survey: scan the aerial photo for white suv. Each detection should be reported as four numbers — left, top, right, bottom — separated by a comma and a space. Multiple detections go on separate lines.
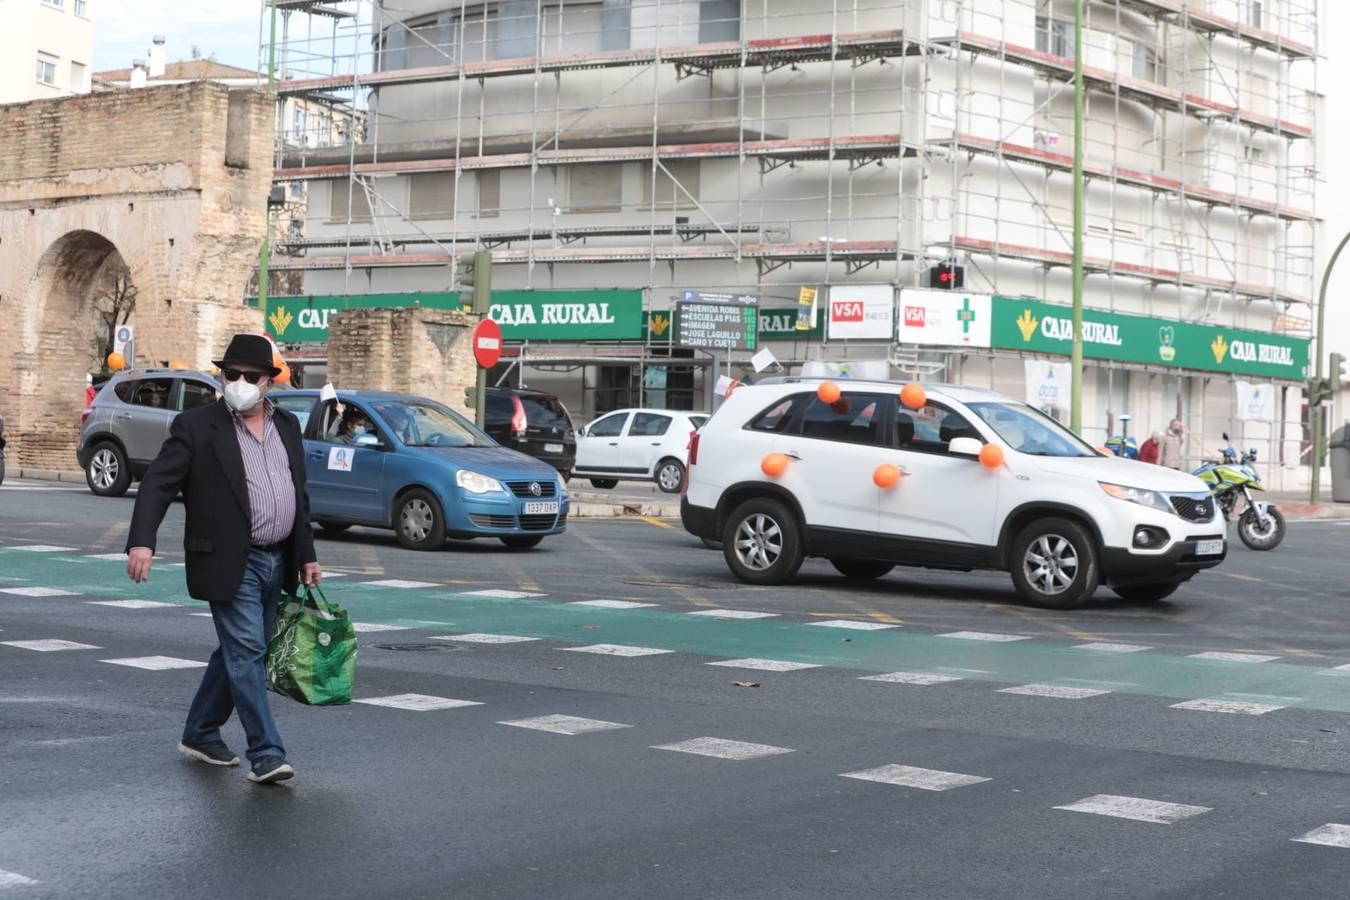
575, 408, 708, 493
681, 379, 1226, 609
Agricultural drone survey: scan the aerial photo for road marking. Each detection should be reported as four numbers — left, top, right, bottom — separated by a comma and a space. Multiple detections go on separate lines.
461, 589, 546, 599
1217, 571, 1263, 582
1188, 651, 1280, 663
1170, 698, 1284, 715
6, 545, 77, 552
2, 639, 101, 652
840, 764, 991, 791
567, 600, 659, 609
639, 516, 674, 529
998, 684, 1112, 699
84, 553, 130, 560
498, 714, 631, 735
1292, 824, 1350, 849
87, 600, 177, 610
101, 656, 207, 670
351, 623, 412, 633
651, 737, 794, 761
807, 619, 900, 631
939, 631, 1029, 642
707, 658, 821, 672
433, 633, 540, 644
354, 694, 483, 711
359, 579, 439, 589
860, 672, 962, 685
188, 612, 213, 618
564, 644, 673, 657
0, 587, 79, 597
1075, 642, 1153, 653
1054, 794, 1211, 825
0, 869, 38, 889
686, 609, 779, 620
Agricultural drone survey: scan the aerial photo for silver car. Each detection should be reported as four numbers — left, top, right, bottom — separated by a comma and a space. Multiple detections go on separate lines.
76, 369, 221, 496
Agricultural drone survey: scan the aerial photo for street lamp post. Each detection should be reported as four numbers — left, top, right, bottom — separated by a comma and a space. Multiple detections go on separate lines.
1070, 0, 1086, 433
257, 0, 280, 327
1309, 228, 1350, 504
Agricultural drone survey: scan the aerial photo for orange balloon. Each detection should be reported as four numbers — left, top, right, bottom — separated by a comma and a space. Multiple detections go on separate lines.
1099, 446, 1114, 456
272, 351, 286, 369
761, 452, 790, 478
169, 359, 189, 370
873, 463, 901, 488
275, 362, 292, 386
979, 443, 1005, 469
816, 381, 841, 404
831, 397, 853, 415
106, 352, 126, 371
900, 382, 927, 410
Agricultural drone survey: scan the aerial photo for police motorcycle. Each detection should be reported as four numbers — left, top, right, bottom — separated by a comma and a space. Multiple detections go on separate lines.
1192, 433, 1285, 551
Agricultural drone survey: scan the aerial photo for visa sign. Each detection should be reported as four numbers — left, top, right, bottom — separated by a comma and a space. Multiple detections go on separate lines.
826, 284, 895, 340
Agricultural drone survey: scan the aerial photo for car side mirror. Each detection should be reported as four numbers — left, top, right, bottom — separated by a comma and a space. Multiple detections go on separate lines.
948, 436, 983, 457
355, 434, 381, 448
577, 425, 588, 437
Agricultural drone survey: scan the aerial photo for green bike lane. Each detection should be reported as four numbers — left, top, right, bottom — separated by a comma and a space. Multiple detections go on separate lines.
5, 546, 1350, 714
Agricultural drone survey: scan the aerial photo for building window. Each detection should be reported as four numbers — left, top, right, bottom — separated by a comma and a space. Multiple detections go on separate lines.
1131, 41, 1157, 81
75, 0, 87, 15
601, 0, 631, 50
1034, 16, 1073, 59
496, 1, 537, 58
1249, 1, 1263, 29
329, 181, 372, 223
478, 170, 500, 219
70, 61, 87, 91
699, 0, 739, 43
642, 160, 700, 210
568, 163, 623, 213
409, 172, 456, 220
292, 106, 308, 144
41, 0, 64, 8
36, 54, 58, 86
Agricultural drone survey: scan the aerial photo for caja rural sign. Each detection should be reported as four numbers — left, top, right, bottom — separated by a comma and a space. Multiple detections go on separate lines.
990, 297, 1310, 381
486, 290, 643, 341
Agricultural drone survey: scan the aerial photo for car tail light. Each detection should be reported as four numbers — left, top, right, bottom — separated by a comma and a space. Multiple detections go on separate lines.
687, 430, 699, 466
80, 408, 92, 426
510, 395, 528, 437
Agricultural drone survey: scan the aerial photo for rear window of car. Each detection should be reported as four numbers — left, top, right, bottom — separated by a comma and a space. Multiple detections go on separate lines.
521, 396, 571, 429
689, 415, 708, 429
745, 395, 807, 433
630, 413, 672, 437
114, 378, 173, 409
178, 380, 219, 412
799, 393, 884, 446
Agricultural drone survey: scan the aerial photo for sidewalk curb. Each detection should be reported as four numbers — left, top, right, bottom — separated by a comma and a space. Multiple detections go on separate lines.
13, 468, 84, 484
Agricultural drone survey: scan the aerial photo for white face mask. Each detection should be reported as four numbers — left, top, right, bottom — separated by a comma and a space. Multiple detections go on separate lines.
223, 379, 263, 413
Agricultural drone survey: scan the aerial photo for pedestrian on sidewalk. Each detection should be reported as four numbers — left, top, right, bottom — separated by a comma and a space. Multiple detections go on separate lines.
1160, 419, 1186, 470
125, 333, 321, 785
1139, 431, 1162, 465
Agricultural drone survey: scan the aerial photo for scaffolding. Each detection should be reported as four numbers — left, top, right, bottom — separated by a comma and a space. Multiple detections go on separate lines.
261, 0, 1320, 480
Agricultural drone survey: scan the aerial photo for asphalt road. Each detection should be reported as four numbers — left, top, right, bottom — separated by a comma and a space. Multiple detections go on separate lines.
2, 479, 1350, 898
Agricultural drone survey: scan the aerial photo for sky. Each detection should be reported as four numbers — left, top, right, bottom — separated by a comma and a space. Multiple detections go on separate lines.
92, 1, 265, 71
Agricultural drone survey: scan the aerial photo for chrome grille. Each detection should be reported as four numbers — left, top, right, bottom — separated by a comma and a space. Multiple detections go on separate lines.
1170, 495, 1214, 523
506, 481, 557, 499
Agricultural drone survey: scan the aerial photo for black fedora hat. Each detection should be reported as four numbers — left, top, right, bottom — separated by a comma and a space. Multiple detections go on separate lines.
212, 334, 282, 377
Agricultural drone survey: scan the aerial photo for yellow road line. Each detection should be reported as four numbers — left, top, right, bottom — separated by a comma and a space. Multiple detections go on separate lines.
990, 604, 1101, 642
639, 516, 675, 529
498, 554, 542, 594
1216, 571, 1262, 582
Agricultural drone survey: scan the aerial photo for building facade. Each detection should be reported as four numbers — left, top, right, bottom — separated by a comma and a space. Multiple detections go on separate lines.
269, 0, 1320, 488
0, 0, 94, 104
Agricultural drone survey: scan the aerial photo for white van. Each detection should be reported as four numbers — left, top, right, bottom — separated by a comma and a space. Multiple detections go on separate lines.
680, 379, 1226, 609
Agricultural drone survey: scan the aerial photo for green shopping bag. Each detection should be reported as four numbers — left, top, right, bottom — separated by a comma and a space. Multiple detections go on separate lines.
266, 584, 357, 705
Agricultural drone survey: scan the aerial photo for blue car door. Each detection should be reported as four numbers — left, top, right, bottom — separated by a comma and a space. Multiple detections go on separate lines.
305, 400, 388, 524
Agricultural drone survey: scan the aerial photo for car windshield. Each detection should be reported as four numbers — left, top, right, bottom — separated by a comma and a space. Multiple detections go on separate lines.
965, 401, 1097, 458
372, 401, 495, 448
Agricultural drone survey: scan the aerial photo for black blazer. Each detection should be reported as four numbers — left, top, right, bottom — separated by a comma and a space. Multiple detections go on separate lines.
125, 400, 317, 604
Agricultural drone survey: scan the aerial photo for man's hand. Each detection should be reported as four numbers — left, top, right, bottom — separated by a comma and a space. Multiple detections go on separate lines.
301, 562, 322, 587
127, 548, 153, 583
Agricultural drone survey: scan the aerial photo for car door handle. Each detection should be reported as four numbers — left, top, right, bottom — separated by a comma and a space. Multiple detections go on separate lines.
650, 442, 662, 446
785, 451, 803, 460
307, 451, 324, 459
608, 441, 619, 446
116, 413, 133, 420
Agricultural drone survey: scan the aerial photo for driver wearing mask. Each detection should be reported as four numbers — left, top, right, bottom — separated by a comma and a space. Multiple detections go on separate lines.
333, 410, 374, 445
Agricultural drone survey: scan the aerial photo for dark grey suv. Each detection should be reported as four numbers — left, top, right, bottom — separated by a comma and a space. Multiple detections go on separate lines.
76, 369, 221, 496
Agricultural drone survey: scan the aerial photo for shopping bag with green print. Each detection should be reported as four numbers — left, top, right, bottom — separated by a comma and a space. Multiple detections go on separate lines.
266, 584, 357, 706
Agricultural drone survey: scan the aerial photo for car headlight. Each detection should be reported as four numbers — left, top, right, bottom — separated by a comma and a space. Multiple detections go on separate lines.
1099, 482, 1173, 514
457, 469, 506, 495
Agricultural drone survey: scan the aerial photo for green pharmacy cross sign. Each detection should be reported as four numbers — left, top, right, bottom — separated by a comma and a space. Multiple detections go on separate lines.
991, 298, 1309, 381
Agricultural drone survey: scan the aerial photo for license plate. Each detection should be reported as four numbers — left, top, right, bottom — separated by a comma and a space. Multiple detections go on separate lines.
544, 443, 564, 454
523, 501, 559, 515
1195, 539, 1224, 556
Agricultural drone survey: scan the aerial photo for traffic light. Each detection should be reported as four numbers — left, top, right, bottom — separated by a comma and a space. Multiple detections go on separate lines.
1331, 352, 1345, 393
459, 250, 493, 314
929, 261, 964, 290
1308, 377, 1332, 407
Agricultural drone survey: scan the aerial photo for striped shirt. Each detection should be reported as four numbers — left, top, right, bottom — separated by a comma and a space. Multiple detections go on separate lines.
232, 400, 297, 547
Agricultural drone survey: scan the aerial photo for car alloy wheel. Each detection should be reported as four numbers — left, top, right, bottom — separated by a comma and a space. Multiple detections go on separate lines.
734, 512, 783, 572
657, 460, 684, 493
400, 498, 435, 544
1021, 534, 1079, 597
90, 448, 119, 490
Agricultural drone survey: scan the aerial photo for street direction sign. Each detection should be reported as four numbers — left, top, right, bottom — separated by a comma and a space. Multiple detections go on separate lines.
676, 302, 759, 351
681, 289, 759, 307
472, 317, 503, 369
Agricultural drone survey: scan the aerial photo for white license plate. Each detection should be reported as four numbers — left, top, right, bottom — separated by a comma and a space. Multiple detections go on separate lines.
544, 443, 564, 454
1195, 539, 1224, 556
523, 501, 559, 515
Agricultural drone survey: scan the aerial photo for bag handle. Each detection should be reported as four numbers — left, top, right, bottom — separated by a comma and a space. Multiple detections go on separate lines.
302, 583, 337, 614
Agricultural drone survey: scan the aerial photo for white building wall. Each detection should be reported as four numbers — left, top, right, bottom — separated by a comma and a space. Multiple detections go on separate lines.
0, 0, 94, 104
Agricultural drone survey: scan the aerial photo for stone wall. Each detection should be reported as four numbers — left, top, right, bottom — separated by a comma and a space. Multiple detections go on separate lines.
327, 307, 480, 416
0, 82, 272, 469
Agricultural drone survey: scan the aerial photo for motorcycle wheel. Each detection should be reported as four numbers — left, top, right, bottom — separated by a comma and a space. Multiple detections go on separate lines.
1237, 505, 1285, 551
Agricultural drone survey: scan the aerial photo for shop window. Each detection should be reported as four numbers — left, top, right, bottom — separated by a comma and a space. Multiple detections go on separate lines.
569, 163, 623, 212
409, 172, 456, 220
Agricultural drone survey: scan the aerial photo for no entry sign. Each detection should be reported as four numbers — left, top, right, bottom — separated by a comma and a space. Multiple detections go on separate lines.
472, 318, 503, 369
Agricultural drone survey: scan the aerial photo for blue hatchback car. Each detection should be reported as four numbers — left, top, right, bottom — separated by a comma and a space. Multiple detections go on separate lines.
271, 389, 569, 551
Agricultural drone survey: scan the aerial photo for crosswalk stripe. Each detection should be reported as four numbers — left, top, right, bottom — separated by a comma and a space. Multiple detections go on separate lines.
807, 619, 899, 631
567, 600, 659, 609
87, 600, 177, 609
1075, 642, 1153, 653
939, 631, 1029, 642
0, 587, 79, 597
358, 579, 439, 589
998, 684, 1112, 699
6, 545, 77, 553
859, 672, 962, 685
1188, 651, 1280, 663
707, 658, 820, 672
100, 656, 206, 670
433, 633, 539, 644
2, 639, 101, 652
1291, 823, 1350, 849
462, 589, 546, 599
686, 609, 779, 619
651, 737, 794, 760
354, 693, 483, 711
840, 764, 991, 791
351, 623, 412, 633
564, 644, 672, 657
1170, 698, 1284, 715
0, 869, 38, 889
1054, 794, 1211, 824
498, 714, 630, 735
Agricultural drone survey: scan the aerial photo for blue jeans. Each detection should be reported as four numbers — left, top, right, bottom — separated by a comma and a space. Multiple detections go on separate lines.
182, 547, 286, 763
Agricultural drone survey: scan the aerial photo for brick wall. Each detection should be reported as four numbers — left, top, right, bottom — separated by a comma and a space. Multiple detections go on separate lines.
328, 308, 481, 417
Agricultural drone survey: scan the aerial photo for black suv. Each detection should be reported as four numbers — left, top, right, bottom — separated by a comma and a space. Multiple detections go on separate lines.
484, 388, 576, 479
